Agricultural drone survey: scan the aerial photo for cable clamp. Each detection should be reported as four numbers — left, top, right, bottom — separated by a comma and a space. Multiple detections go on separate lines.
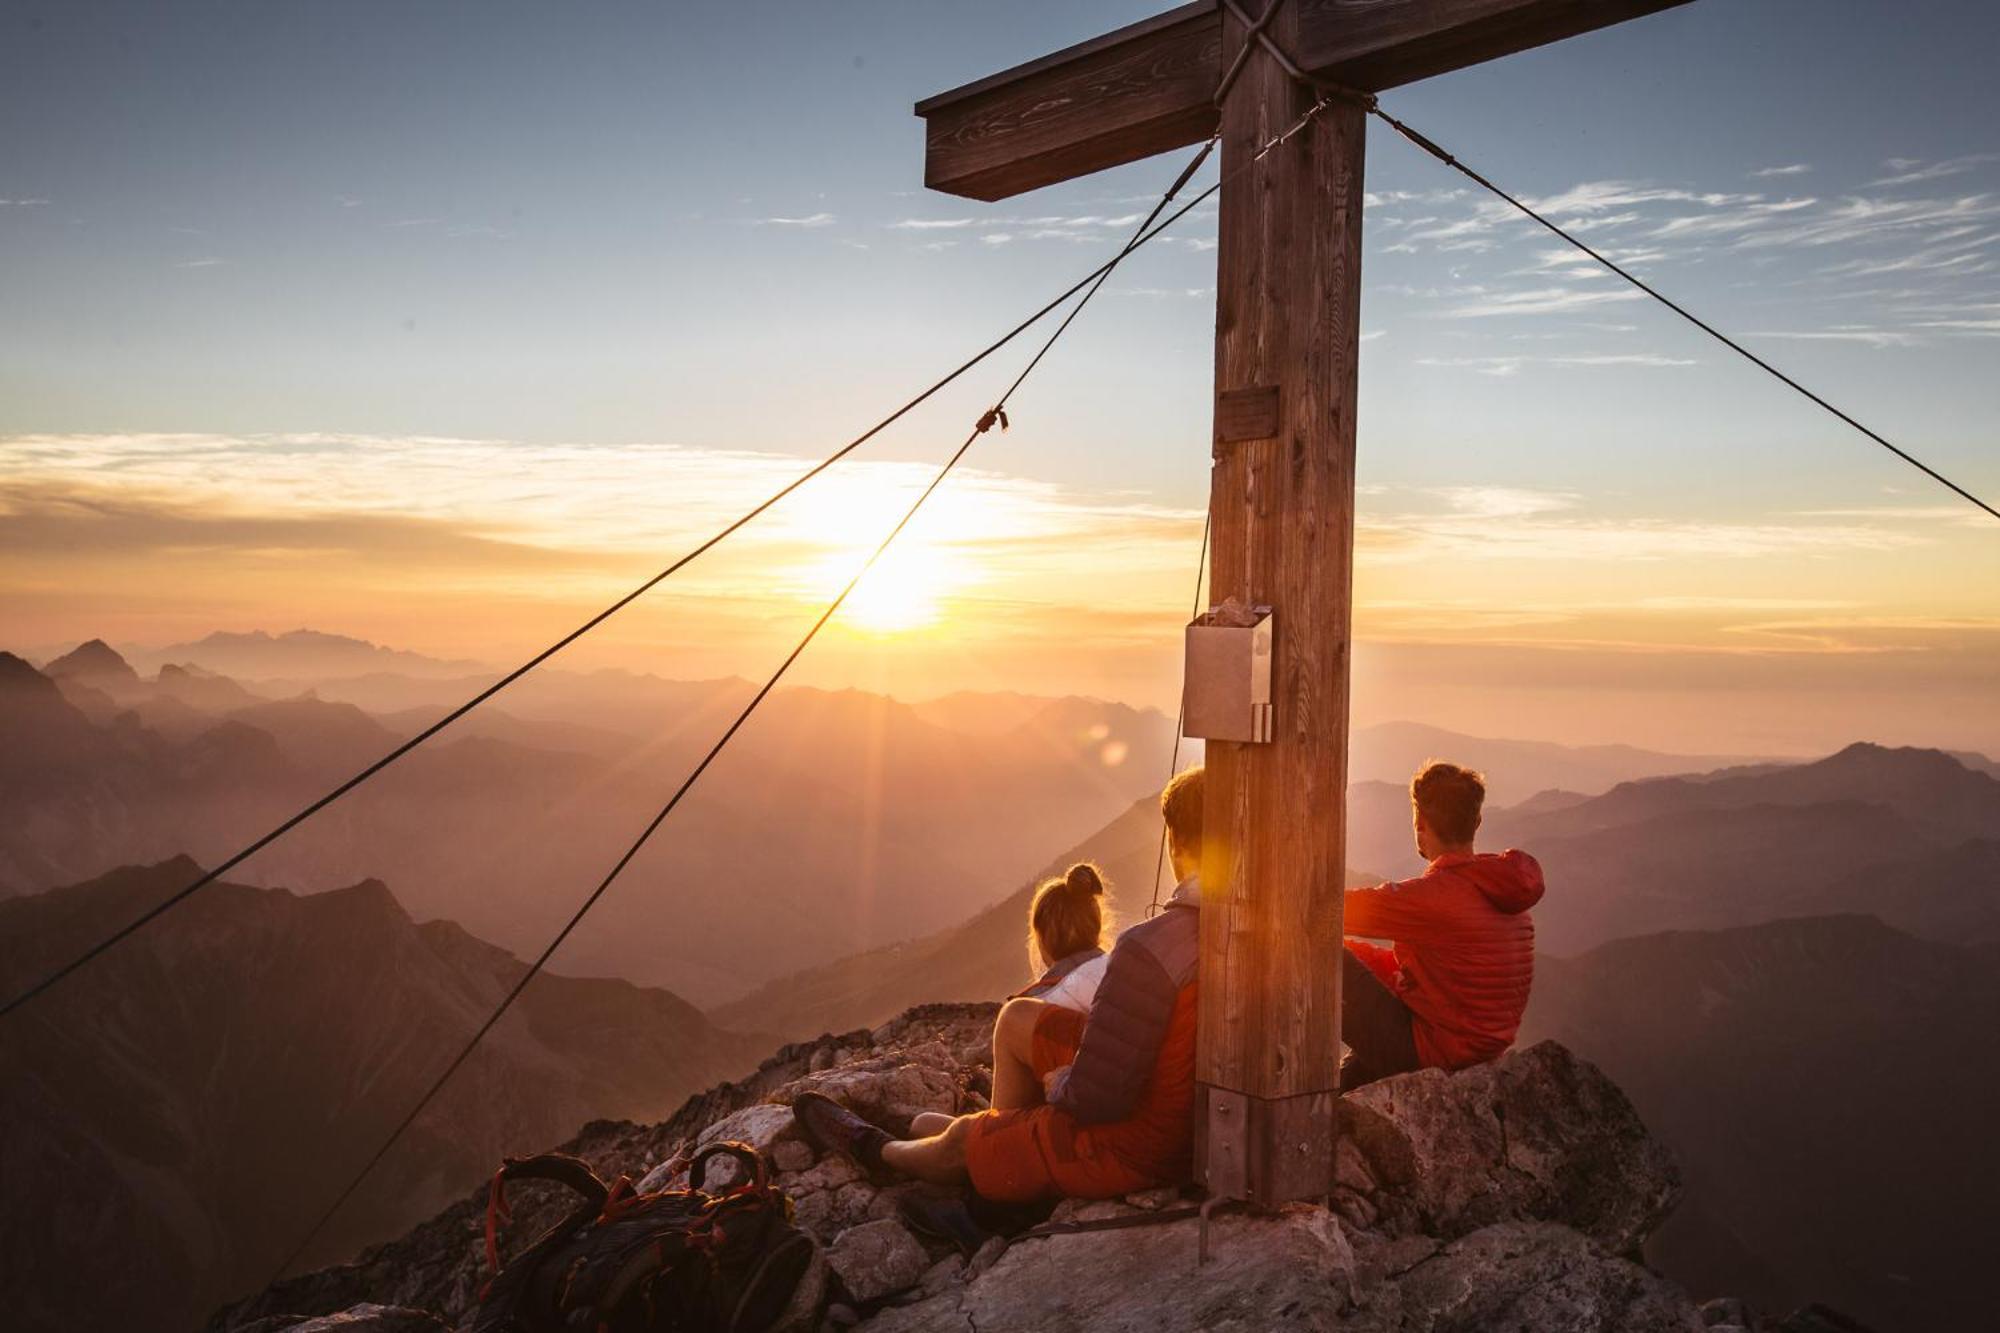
976, 406, 1009, 434
1217, 0, 1377, 113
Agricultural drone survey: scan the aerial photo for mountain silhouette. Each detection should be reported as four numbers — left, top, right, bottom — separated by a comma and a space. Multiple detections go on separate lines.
1525, 914, 2000, 1332
0, 644, 1176, 1005
0, 858, 760, 1333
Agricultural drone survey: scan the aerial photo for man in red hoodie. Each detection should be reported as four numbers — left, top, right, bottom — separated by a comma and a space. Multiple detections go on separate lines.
1340, 760, 1545, 1089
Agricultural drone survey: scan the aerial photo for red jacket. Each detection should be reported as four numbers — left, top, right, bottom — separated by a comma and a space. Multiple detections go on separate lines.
1344, 850, 1544, 1070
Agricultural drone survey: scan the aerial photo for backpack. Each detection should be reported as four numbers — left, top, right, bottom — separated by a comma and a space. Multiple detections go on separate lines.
472, 1141, 817, 1333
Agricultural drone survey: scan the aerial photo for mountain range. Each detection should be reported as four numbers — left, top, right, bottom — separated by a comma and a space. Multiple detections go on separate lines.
0, 858, 761, 1333
3, 640, 1179, 1005
1523, 914, 2000, 1332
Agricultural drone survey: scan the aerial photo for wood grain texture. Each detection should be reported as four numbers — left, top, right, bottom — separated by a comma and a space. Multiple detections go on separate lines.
919, 7, 1220, 202
915, 0, 1695, 200
1194, 0, 1361, 1198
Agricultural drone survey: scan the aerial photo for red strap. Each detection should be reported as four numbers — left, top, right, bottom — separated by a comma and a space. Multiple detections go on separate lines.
483, 1168, 513, 1278
601, 1174, 641, 1221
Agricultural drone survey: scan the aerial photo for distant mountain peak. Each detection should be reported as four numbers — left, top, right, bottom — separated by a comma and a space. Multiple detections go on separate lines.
0, 650, 52, 689
1819, 740, 1982, 781
148, 627, 484, 682
44, 638, 139, 683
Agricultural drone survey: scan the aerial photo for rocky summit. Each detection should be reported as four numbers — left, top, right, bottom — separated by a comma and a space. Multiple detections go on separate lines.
211, 1004, 1860, 1333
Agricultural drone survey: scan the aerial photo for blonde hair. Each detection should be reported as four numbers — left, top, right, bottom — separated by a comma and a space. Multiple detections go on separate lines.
1411, 760, 1486, 845
1161, 764, 1204, 861
1027, 862, 1111, 973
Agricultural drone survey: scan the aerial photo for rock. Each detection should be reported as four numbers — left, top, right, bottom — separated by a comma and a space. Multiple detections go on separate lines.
795, 1155, 862, 1193
698, 1103, 798, 1155
824, 1302, 861, 1327
965, 1235, 1008, 1280
918, 1254, 965, 1296
834, 1181, 880, 1228
799, 1063, 959, 1131
1345, 1221, 1705, 1333
863, 1210, 1710, 1333
1047, 1197, 1135, 1225
1123, 1186, 1182, 1211
1774, 1305, 1881, 1333
239, 1307, 450, 1333
1342, 1040, 1680, 1253
792, 1190, 839, 1240
772, 1139, 816, 1173
864, 1203, 1356, 1333
826, 1219, 929, 1304
1702, 1296, 1760, 1327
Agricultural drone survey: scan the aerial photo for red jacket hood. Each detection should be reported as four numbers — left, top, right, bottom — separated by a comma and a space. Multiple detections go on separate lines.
1432, 849, 1544, 915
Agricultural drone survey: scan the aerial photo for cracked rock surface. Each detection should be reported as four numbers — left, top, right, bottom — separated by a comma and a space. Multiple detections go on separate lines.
209, 1005, 1864, 1333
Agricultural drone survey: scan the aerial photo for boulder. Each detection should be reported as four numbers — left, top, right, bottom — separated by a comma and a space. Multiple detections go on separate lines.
238, 1306, 450, 1333
1339, 1040, 1680, 1253
698, 1102, 799, 1155
826, 1219, 929, 1304
799, 1063, 959, 1131
863, 1210, 1708, 1333
863, 1204, 1356, 1333
1345, 1222, 1704, 1332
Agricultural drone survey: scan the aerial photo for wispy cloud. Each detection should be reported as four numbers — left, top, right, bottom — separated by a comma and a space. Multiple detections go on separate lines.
1359, 487, 1930, 566
1440, 286, 1645, 318
1870, 154, 2000, 188
1746, 328, 1920, 349
1416, 352, 1695, 375
1751, 164, 1812, 178
889, 218, 975, 230
0, 197, 51, 206
756, 212, 836, 228
174, 257, 226, 269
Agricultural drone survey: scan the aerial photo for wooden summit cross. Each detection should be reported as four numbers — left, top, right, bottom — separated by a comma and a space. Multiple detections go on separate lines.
916, 0, 1692, 1204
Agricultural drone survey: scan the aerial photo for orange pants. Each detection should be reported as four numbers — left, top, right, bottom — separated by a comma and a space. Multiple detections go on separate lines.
961, 1005, 1158, 1203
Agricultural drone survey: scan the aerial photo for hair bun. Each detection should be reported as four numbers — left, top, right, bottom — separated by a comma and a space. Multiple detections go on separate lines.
1064, 862, 1105, 897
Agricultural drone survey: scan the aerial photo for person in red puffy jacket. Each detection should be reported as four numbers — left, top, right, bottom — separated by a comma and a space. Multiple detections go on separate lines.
1340, 760, 1545, 1089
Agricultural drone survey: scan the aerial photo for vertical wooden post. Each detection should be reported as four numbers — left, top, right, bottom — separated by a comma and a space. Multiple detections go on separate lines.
1195, 0, 1363, 1206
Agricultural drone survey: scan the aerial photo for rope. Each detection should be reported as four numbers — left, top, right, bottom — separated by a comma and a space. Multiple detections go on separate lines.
1367, 107, 1999, 523
1212, 0, 1287, 107
1148, 513, 1210, 919
260, 115, 1318, 1284
267, 416, 992, 1288
1214, 1, 1993, 521
0, 95, 1327, 1023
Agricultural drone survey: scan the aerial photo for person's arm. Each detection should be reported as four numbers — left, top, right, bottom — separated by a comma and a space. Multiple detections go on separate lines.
1344, 938, 1401, 988
1343, 874, 1456, 945
1045, 937, 1175, 1125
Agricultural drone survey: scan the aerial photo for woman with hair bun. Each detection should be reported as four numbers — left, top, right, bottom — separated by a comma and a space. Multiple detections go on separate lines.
792, 767, 1206, 1205
1014, 861, 1111, 1013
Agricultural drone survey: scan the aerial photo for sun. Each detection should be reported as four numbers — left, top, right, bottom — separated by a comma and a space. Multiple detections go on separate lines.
782, 476, 979, 634
832, 542, 955, 632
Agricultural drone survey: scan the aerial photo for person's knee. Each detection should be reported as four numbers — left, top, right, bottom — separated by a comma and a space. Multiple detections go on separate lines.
935, 1113, 976, 1167
996, 996, 1046, 1049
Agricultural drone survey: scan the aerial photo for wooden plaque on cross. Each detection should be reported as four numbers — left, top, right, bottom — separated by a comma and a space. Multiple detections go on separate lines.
917, 0, 1694, 1204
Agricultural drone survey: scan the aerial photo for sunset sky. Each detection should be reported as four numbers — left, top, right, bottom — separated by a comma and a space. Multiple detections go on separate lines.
4, 0, 1996, 755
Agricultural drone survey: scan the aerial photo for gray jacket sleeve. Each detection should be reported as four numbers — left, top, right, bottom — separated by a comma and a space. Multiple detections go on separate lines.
1046, 933, 1176, 1125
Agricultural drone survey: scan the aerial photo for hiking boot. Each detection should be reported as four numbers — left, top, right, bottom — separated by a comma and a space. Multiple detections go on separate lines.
791, 1091, 892, 1171
897, 1188, 993, 1258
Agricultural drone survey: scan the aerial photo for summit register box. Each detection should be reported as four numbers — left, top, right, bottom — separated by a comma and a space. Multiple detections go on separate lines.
1183, 602, 1274, 744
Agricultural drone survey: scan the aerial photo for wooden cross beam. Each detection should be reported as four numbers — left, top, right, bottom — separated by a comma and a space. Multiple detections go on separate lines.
917, 0, 1691, 201
917, 0, 1695, 1205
